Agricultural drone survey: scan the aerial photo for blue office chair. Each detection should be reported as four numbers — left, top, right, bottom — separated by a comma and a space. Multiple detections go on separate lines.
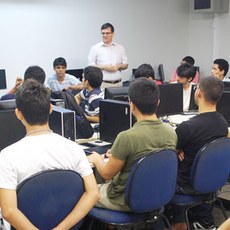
87, 149, 178, 229
172, 137, 230, 230
11, 169, 85, 230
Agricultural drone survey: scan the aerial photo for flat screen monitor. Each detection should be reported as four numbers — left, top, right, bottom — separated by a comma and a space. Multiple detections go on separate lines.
217, 91, 230, 126
100, 99, 132, 143
157, 64, 165, 83
156, 83, 183, 117
223, 81, 230, 92
0, 69, 7, 89
0, 109, 26, 151
0, 99, 16, 110
66, 69, 83, 81
104, 86, 129, 102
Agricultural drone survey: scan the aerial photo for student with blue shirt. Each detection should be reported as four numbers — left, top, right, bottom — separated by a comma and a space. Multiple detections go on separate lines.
47, 57, 83, 93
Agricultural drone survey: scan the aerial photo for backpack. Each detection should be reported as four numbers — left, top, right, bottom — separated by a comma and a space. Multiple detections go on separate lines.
51, 91, 94, 139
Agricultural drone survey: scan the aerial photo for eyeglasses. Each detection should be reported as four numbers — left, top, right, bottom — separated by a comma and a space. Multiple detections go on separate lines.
101, 32, 113, 35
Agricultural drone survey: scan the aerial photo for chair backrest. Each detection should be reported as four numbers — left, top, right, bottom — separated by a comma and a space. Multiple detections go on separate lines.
13, 169, 84, 230
190, 137, 230, 193
125, 149, 178, 212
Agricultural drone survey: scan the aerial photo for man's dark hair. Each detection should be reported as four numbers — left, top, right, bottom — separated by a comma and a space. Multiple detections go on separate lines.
129, 78, 159, 115
83, 66, 103, 88
24, 66, 46, 84
176, 63, 196, 82
213, 58, 229, 76
182, 56, 195, 66
53, 57, 67, 68
199, 76, 224, 105
133, 64, 155, 80
101, 23, 114, 32
16, 79, 51, 125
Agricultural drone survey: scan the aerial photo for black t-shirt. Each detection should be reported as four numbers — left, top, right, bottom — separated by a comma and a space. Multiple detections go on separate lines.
176, 112, 228, 187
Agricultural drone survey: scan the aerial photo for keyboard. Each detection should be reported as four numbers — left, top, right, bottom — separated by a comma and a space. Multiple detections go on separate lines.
84, 145, 111, 155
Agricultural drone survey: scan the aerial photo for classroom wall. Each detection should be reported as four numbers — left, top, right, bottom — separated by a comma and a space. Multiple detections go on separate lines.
188, 0, 230, 78
0, 0, 190, 96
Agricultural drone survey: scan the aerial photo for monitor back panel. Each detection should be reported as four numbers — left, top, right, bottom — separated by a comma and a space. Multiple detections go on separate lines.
66, 69, 83, 81
0, 109, 26, 151
0, 69, 7, 89
217, 91, 230, 126
156, 83, 183, 117
100, 99, 132, 143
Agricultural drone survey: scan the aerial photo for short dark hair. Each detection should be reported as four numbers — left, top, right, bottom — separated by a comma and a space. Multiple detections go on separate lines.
213, 58, 229, 76
83, 66, 103, 88
133, 64, 155, 80
182, 56, 195, 66
199, 76, 224, 104
129, 78, 159, 115
24, 66, 46, 84
176, 63, 196, 82
16, 79, 51, 125
101, 23, 114, 32
53, 57, 67, 68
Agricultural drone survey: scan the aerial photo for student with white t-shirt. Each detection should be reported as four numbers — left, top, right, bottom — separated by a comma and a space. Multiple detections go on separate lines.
0, 79, 99, 229
175, 63, 198, 112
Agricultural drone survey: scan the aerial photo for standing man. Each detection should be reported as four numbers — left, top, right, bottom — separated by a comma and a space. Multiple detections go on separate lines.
0, 79, 99, 229
211, 58, 229, 81
47, 57, 83, 93
171, 76, 228, 230
88, 78, 177, 211
88, 23, 128, 88
75, 66, 104, 123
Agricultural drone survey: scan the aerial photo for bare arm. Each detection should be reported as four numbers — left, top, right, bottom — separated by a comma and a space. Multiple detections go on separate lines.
218, 218, 230, 230
52, 173, 99, 230
227, 128, 230, 138
0, 189, 38, 230
65, 83, 83, 91
85, 115, 99, 123
87, 151, 125, 180
8, 77, 23, 94
75, 93, 82, 105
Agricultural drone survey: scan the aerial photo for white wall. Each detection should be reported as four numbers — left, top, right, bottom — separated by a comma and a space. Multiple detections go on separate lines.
0, 0, 190, 96
188, 0, 230, 78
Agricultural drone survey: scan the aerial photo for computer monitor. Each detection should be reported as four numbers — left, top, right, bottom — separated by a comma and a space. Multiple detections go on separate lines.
0, 109, 26, 151
217, 91, 230, 126
223, 81, 230, 92
156, 83, 183, 117
0, 69, 7, 89
66, 69, 83, 81
0, 99, 16, 110
104, 86, 129, 102
157, 64, 165, 83
99, 99, 132, 143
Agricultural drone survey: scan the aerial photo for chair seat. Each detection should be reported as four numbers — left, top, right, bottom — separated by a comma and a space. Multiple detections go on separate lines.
89, 207, 158, 225
172, 193, 214, 205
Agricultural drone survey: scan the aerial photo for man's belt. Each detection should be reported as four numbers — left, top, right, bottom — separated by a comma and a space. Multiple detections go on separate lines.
103, 79, 121, 84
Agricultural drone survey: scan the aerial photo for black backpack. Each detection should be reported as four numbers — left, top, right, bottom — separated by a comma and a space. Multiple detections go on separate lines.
51, 91, 94, 139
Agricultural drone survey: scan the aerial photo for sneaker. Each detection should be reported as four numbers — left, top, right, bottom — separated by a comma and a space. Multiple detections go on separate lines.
191, 219, 216, 230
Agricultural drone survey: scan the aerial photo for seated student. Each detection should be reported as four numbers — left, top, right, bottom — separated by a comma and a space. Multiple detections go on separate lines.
75, 66, 104, 123
211, 58, 229, 81
0, 79, 99, 229
176, 63, 197, 111
0, 65, 46, 100
47, 57, 83, 93
88, 78, 177, 211
170, 56, 199, 83
133, 63, 162, 85
171, 76, 228, 230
